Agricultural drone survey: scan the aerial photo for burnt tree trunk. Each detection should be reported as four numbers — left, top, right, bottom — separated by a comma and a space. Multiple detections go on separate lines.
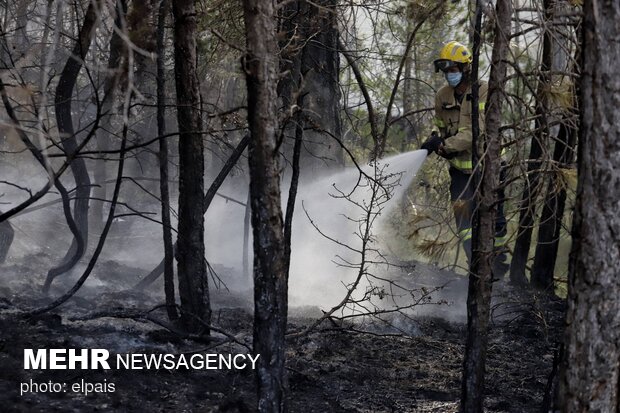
532, 13, 581, 292
243, 0, 289, 410
156, 0, 177, 321
172, 0, 209, 334
401, 21, 414, 153
45, 0, 101, 291
93, 0, 126, 231
557, 1, 620, 410
0, 216, 14, 263
277, 0, 306, 269
243, 188, 251, 281
126, 0, 159, 192
16, 1, 29, 47
461, 0, 511, 411
284, 84, 304, 273
531, 118, 576, 291
301, 0, 343, 172
509, 0, 553, 286
279, 0, 343, 175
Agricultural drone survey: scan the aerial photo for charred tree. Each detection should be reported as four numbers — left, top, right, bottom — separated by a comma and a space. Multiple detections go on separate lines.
301, 0, 343, 172
557, 1, 620, 410
278, 0, 343, 175
127, 0, 157, 94
509, 0, 553, 286
126, 0, 159, 191
401, 17, 415, 152
277, 0, 306, 268
243, 0, 289, 410
242, 188, 251, 280
0, 216, 14, 263
460, 0, 511, 411
93, 0, 127, 231
284, 85, 304, 273
0, 76, 93, 298
45, 0, 101, 291
172, 0, 209, 334
156, 0, 177, 321
31, 120, 130, 316
531, 118, 576, 292
531, 17, 581, 292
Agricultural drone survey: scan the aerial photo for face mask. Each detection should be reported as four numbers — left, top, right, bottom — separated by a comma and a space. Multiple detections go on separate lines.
445, 71, 462, 87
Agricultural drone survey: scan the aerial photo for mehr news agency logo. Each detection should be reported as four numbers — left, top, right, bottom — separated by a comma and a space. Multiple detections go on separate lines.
19, 348, 260, 396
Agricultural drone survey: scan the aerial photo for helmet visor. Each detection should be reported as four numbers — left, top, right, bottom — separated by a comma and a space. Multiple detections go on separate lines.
433, 59, 457, 73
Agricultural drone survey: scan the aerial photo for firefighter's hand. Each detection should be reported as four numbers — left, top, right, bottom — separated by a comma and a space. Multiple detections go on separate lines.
421, 132, 444, 154
438, 145, 458, 159
437, 144, 446, 157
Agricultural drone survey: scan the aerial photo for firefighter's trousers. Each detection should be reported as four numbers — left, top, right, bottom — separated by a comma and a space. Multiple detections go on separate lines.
448, 166, 508, 273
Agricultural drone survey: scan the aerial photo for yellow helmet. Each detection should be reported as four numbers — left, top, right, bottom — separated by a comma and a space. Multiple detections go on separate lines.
433, 41, 473, 72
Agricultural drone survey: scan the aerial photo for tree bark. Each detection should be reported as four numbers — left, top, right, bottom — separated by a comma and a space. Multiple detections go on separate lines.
156, 0, 177, 321
31, 122, 129, 316
557, 1, 620, 410
532, 10, 580, 292
93, 0, 126, 232
531, 118, 576, 291
279, 0, 343, 175
45, 0, 101, 291
243, 188, 251, 281
509, 0, 553, 286
461, 0, 511, 412
126, 0, 159, 191
284, 89, 304, 272
401, 17, 414, 153
13, 0, 29, 58
277, 0, 305, 269
0, 215, 14, 263
243, 0, 289, 410
172, 0, 209, 334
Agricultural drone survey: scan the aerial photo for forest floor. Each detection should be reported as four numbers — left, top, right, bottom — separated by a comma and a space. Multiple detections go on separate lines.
0, 252, 565, 413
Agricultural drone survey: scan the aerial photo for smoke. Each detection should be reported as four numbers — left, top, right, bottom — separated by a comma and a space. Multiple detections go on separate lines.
287, 150, 429, 308
2, 149, 436, 314
199, 149, 430, 309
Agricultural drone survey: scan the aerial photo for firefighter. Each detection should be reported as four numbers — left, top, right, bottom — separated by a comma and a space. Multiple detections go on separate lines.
421, 41, 508, 277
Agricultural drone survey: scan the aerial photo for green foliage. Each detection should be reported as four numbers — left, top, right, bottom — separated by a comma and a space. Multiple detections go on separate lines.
197, 0, 245, 64
380, 155, 469, 271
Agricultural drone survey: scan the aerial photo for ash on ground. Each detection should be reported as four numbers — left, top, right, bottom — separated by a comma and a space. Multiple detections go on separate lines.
0, 255, 564, 413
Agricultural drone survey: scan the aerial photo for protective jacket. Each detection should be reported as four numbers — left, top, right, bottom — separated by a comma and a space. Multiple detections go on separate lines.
432, 81, 487, 173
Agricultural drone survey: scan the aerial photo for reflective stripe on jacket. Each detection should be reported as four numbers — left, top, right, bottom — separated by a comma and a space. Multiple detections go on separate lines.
432, 81, 488, 173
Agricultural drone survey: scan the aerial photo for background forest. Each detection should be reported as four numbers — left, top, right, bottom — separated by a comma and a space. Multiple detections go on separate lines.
0, 0, 618, 412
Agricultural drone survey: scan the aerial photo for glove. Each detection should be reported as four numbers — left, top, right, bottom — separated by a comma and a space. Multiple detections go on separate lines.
439, 149, 458, 159
421, 132, 444, 154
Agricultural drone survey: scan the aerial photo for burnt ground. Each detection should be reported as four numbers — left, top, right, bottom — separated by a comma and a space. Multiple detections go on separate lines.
0, 253, 565, 413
